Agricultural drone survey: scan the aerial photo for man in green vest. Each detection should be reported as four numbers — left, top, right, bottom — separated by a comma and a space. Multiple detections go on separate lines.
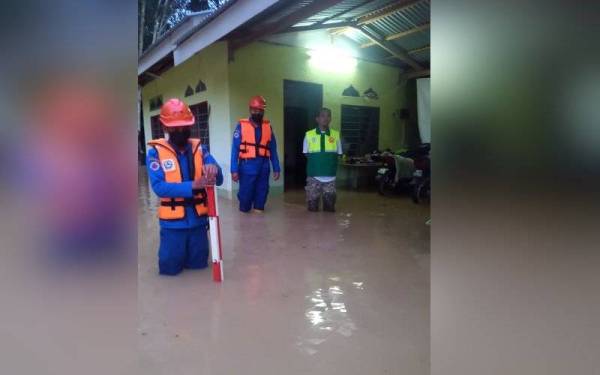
303, 107, 342, 212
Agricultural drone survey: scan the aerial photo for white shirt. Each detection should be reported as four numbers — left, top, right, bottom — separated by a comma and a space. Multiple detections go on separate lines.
302, 129, 343, 182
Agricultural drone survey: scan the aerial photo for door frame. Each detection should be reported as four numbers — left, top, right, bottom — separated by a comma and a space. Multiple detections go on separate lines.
283, 79, 324, 191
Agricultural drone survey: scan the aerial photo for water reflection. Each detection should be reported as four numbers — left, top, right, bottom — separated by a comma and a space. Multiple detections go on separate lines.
299, 277, 364, 355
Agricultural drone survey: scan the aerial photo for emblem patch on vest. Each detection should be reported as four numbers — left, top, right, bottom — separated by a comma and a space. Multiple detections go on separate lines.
149, 161, 160, 171
328, 136, 335, 143
162, 159, 176, 172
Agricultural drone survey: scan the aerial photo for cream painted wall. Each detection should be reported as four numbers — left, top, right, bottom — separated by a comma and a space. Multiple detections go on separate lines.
141, 40, 406, 197
141, 42, 234, 196
228, 41, 406, 191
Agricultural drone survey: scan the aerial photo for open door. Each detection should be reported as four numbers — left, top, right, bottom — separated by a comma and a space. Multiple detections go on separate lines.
283, 80, 323, 191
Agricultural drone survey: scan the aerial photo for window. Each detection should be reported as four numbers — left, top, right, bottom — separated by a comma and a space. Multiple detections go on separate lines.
150, 115, 163, 139
150, 101, 210, 151
189, 102, 210, 150
340, 105, 380, 156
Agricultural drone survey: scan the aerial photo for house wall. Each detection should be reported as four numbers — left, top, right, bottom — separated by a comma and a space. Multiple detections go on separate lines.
228, 41, 407, 192
141, 40, 407, 197
141, 42, 234, 196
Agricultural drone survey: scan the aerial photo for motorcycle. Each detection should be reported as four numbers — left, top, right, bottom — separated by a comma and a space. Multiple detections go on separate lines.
376, 153, 415, 196
410, 145, 430, 204
375, 144, 430, 201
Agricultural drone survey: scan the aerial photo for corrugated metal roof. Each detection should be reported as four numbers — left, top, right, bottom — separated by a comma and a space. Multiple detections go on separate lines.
292, 0, 391, 26
289, 0, 430, 67
339, 0, 399, 20
409, 47, 430, 63
216, 0, 429, 68
390, 30, 429, 50
143, 0, 430, 72
265, 0, 314, 26
302, 0, 366, 24
398, 0, 430, 26
343, 28, 370, 45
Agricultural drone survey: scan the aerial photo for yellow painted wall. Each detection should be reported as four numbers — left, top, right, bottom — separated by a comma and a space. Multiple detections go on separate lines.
141, 40, 406, 195
228, 41, 406, 190
141, 41, 234, 195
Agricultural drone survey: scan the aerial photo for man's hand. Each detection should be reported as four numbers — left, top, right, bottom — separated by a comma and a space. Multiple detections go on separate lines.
273, 171, 280, 181
192, 176, 216, 189
203, 164, 218, 179
231, 172, 239, 183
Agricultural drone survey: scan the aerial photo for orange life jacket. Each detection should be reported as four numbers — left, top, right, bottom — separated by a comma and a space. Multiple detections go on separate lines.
238, 119, 272, 159
147, 138, 209, 220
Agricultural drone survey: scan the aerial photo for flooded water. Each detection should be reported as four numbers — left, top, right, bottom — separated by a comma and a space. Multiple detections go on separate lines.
138, 167, 430, 374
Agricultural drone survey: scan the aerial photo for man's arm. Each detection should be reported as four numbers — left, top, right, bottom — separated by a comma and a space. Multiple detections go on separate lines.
146, 148, 193, 198
302, 135, 308, 155
202, 146, 224, 186
230, 124, 241, 174
269, 127, 281, 173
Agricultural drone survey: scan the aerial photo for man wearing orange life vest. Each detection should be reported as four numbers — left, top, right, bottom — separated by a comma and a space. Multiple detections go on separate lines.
146, 98, 223, 275
230, 95, 281, 213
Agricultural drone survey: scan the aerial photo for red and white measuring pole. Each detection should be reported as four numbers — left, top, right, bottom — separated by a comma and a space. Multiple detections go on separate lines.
206, 185, 224, 282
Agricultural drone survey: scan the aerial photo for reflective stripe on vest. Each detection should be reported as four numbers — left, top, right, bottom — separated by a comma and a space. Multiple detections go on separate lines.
306, 128, 339, 153
238, 119, 272, 159
147, 138, 209, 220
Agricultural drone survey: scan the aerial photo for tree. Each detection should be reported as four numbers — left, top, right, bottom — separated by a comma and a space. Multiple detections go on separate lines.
139, 0, 226, 55
138, 0, 189, 55
191, 0, 226, 11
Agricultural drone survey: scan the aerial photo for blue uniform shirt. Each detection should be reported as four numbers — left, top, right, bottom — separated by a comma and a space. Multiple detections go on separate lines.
146, 142, 223, 229
230, 120, 281, 174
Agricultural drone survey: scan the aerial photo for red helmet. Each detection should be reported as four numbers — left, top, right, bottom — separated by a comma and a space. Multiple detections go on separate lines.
159, 98, 195, 127
249, 95, 266, 110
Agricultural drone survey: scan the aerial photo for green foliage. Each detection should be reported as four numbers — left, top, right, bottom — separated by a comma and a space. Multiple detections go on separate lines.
139, 0, 228, 55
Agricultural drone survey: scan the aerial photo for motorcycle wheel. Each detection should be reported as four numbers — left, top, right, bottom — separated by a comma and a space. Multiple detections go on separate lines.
412, 177, 430, 204
378, 175, 395, 196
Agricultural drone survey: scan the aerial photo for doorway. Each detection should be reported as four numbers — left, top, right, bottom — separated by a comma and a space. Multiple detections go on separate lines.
138, 103, 146, 165
283, 80, 323, 191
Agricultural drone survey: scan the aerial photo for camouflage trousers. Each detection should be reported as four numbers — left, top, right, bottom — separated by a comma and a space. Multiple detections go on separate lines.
305, 177, 337, 212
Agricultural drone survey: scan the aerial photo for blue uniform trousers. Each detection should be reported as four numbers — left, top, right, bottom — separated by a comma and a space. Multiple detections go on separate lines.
158, 225, 209, 275
237, 161, 270, 212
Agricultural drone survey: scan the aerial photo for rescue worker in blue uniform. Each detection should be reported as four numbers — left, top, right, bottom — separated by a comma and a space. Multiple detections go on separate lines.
230, 95, 281, 213
146, 98, 223, 275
